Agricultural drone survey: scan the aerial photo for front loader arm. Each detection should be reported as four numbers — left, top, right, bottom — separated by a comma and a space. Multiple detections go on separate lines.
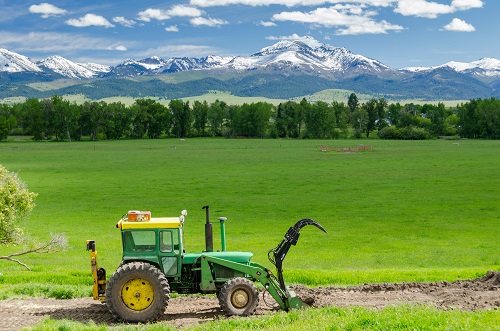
201, 218, 327, 312
199, 255, 294, 311
268, 219, 327, 295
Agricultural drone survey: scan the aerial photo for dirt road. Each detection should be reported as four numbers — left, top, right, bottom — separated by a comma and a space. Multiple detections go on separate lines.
0, 271, 498, 330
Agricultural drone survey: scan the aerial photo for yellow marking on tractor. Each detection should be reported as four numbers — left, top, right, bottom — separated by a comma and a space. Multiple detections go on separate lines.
121, 278, 155, 311
117, 217, 182, 230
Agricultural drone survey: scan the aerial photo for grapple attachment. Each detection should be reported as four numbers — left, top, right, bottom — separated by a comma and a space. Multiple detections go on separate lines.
268, 218, 327, 305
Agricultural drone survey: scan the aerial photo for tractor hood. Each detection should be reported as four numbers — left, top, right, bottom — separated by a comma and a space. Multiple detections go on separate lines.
182, 251, 253, 265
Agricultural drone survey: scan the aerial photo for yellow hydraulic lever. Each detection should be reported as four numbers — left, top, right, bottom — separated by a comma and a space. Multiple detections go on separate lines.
86, 240, 107, 301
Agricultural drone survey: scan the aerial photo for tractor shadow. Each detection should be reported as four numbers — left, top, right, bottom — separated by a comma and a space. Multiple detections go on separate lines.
39, 301, 228, 328
38, 302, 116, 325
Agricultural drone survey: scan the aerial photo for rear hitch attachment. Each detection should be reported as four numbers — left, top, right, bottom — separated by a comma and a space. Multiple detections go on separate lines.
268, 219, 327, 303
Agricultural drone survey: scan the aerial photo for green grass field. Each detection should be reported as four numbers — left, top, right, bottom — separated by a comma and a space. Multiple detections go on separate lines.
0, 138, 498, 294
29, 306, 500, 331
1, 138, 498, 330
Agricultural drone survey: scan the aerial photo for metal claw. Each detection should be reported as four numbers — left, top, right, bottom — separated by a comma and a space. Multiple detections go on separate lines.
293, 218, 327, 234
269, 218, 327, 296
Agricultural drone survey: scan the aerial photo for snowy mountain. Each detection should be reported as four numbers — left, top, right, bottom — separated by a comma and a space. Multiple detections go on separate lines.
108, 57, 169, 76
108, 36, 393, 76
2, 37, 498, 80
439, 58, 500, 78
156, 57, 204, 73
403, 57, 500, 78
0, 48, 43, 73
38, 56, 110, 79
1, 37, 499, 100
201, 55, 235, 68
109, 55, 236, 75
0, 50, 110, 79
246, 36, 392, 74
78, 62, 111, 75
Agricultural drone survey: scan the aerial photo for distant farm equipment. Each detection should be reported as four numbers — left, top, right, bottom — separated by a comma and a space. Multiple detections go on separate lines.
320, 145, 373, 153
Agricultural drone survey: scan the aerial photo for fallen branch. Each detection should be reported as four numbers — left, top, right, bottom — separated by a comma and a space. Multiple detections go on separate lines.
0, 234, 67, 271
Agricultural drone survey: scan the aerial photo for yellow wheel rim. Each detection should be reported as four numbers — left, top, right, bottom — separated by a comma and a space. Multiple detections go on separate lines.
231, 289, 249, 309
121, 278, 155, 311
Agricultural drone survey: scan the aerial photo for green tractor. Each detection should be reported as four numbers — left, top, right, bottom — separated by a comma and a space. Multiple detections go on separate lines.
86, 206, 326, 322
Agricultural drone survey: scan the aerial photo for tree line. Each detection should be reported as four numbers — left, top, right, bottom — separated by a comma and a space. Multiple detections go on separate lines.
0, 94, 499, 141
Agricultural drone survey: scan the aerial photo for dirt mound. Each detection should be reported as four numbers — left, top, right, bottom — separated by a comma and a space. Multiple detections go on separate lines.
0, 271, 498, 331
291, 270, 500, 311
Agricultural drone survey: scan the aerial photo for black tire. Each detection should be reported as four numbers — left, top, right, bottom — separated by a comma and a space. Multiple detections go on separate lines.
218, 277, 259, 316
106, 261, 170, 322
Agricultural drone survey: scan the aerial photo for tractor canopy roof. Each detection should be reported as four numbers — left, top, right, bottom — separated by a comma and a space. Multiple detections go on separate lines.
117, 217, 183, 230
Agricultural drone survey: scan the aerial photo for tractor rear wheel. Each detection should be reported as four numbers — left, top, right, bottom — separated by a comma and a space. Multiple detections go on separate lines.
218, 277, 259, 316
106, 261, 170, 322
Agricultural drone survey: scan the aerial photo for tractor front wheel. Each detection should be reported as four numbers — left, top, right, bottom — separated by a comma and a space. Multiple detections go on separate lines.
218, 277, 259, 316
106, 262, 170, 322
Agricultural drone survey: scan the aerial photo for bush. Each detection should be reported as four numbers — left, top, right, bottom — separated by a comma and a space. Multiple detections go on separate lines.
401, 126, 431, 140
0, 165, 37, 245
378, 126, 431, 140
378, 126, 402, 139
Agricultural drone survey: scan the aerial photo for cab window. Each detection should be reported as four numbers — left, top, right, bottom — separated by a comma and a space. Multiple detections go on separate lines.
160, 231, 173, 252
124, 230, 155, 252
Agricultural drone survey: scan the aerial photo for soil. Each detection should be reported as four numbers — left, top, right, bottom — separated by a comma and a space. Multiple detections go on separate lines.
0, 271, 498, 331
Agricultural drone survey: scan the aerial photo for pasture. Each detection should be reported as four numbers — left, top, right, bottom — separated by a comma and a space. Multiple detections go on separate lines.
0, 138, 498, 298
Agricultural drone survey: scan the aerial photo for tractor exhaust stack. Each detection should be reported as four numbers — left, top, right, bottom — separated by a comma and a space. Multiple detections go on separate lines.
202, 205, 213, 252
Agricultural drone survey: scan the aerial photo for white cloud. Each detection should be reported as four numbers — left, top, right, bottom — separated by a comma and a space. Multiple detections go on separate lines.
190, 17, 229, 27
259, 20, 277, 27
113, 16, 136, 28
266, 33, 303, 41
165, 25, 180, 32
190, 0, 394, 7
65, 14, 114, 28
109, 45, 128, 51
337, 19, 404, 35
138, 5, 203, 22
140, 44, 221, 58
0, 31, 127, 54
442, 18, 476, 32
394, 0, 453, 18
272, 6, 404, 35
451, 0, 483, 11
394, 0, 483, 19
137, 9, 170, 22
168, 5, 204, 17
29, 3, 67, 18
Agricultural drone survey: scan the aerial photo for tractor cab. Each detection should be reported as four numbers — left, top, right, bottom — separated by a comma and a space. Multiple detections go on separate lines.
116, 212, 185, 277
115, 209, 255, 294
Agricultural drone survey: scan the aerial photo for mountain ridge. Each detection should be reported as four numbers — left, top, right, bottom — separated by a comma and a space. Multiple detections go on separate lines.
1, 37, 499, 100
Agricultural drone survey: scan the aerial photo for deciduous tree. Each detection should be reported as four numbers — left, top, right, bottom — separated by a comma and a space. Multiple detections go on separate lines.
0, 165, 67, 270
192, 100, 209, 137
347, 92, 359, 123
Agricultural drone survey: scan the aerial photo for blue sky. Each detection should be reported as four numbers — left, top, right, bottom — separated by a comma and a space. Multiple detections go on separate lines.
0, 1, 496, 68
